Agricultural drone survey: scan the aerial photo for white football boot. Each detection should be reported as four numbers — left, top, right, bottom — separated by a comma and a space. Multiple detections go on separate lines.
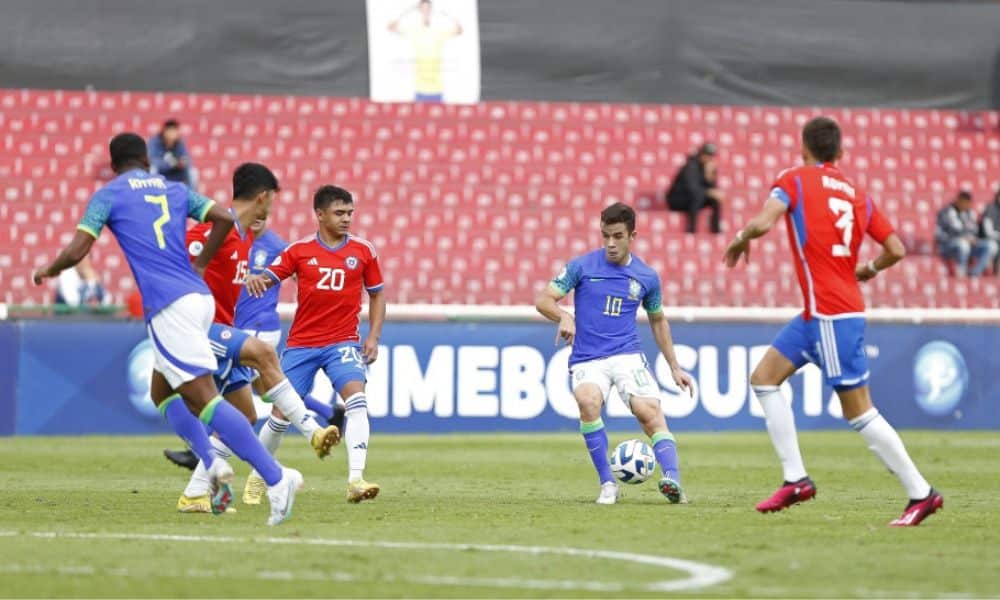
267, 467, 304, 526
596, 481, 620, 505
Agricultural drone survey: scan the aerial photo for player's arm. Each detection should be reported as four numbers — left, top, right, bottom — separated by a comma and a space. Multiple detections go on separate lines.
644, 281, 693, 396
536, 263, 579, 346
363, 288, 386, 363
856, 199, 906, 282
387, 5, 415, 33
33, 190, 109, 284
192, 201, 235, 277
32, 230, 96, 285
247, 248, 295, 297
723, 195, 788, 267
362, 254, 387, 363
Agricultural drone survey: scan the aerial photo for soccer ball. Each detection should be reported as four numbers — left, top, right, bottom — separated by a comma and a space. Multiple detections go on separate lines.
610, 439, 656, 485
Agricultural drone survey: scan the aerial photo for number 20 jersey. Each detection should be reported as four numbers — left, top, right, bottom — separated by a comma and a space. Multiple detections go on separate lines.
770, 162, 895, 319
265, 234, 384, 348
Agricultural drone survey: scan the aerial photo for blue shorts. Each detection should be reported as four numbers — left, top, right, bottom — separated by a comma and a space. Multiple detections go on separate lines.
208, 323, 253, 395
772, 314, 870, 391
281, 342, 367, 397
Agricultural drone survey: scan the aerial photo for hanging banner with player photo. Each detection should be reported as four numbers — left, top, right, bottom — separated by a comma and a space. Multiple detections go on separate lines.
366, 0, 481, 104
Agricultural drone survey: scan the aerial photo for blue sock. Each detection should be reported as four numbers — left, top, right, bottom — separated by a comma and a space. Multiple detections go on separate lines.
581, 418, 615, 484
303, 394, 334, 422
200, 397, 283, 486
160, 394, 215, 467
651, 432, 680, 483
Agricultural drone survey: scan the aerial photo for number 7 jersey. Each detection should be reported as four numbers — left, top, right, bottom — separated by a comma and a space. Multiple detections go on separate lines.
770, 162, 895, 319
265, 234, 384, 348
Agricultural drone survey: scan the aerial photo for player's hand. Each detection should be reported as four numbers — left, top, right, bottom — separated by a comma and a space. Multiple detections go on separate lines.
362, 337, 379, 364
245, 274, 269, 297
855, 262, 878, 282
671, 366, 695, 397
723, 237, 750, 268
194, 264, 207, 279
556, 314, 575, 346
32, 267, 52, 286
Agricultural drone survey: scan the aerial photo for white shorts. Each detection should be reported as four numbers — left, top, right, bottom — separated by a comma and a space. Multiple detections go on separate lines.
242, 328, 282, 382
146, 293, 217, 389
244, 328, 282, 349
571, 353, 660, 409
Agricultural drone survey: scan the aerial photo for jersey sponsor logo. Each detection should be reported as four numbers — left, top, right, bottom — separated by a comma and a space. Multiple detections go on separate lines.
308, 257, 319, 266
345, 256, 359, 270
188, 241, 204, 256
628, 278, 641, 300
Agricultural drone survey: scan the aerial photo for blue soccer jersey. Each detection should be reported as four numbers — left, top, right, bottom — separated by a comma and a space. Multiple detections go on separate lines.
550, 249, 663, 366
234, 230, 288, 331
77, 169, 215, 320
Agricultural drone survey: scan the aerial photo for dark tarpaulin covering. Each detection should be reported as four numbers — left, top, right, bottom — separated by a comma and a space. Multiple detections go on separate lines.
0, 0, 997, 109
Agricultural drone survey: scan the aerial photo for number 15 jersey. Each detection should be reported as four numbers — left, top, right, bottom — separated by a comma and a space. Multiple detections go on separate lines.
770, 163, 895, 319
265, 234, 384, 348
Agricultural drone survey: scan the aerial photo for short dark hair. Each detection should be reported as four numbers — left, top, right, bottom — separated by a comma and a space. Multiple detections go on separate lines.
314, 185, 353, 211
232, 162, 279, 200
162, 119, 180, 130
600, 202, 636, 233
956, 190, 973, 202
802, 116, 841, 163
109, 133, 148, 171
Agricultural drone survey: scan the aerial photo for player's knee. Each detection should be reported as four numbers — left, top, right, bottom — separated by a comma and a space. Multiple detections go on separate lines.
749, 367, 772, 387
244, 338, 280, 372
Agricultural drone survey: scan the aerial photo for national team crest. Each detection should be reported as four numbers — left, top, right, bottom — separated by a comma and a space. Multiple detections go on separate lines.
253, 249, 268, 268
220, 329, 232, 340
345, 256, 359, 270
628, 278, 642, 300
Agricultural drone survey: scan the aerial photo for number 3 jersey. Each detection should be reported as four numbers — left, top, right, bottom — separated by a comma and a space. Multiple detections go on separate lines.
550, 249, 662, 367
770, 163, 895, 319
265, 234, 384, 348
76, 169, 214, 321
186, 216, 254, 326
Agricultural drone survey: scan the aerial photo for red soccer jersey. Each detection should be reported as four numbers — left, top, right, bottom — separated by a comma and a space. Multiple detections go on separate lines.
266, 234, 384, 348
771, 163, 894, 319
186, 220, 254, 325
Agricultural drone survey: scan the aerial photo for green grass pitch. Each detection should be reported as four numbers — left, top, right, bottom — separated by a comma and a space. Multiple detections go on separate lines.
0, 431, 997, 598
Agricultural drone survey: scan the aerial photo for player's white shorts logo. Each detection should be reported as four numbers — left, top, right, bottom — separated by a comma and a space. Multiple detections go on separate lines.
188, 240, 204, 256
345, 256, 359, 270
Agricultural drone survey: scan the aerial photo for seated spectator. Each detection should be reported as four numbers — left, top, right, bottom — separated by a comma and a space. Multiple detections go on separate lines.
148, 119, 196, 189
979, 185, 1000, 275
665, 143, 725, 234
935, 190, 997, 277
54, 256, 107, 307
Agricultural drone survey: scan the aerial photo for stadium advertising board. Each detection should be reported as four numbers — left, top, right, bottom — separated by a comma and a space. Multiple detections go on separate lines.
0, 320, 996, 435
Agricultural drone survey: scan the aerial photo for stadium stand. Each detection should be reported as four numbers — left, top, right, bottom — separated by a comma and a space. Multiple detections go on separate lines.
2, 89, 998, 308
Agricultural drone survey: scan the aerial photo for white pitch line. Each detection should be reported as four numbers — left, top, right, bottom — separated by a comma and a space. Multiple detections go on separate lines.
0, 530, 733, 593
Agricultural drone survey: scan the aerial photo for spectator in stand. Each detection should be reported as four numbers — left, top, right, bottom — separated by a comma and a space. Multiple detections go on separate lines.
979, 185, 1000, 275
54, 255, 106, 308
665, 143, 725, 234
935, 190, 997, 277
148, 119, 196, 189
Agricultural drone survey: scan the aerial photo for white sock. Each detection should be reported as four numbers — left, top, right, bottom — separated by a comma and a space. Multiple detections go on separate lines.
184, 437, 232, 497
850, 408, 932, 500
753, 385, 808, 482
344, 392, 370, 482
259, 414, 290, 455
265, 378, 320, 438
